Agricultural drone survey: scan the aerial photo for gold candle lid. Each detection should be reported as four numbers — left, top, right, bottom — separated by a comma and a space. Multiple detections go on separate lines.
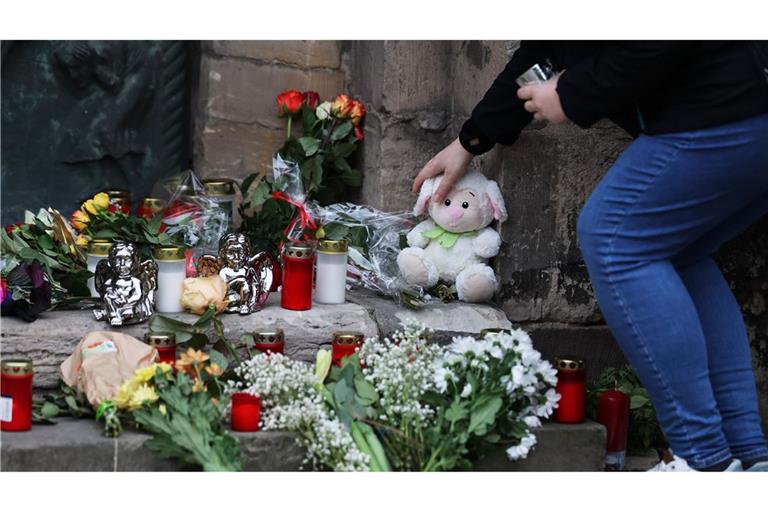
144, 332, 177, 347
141, 197, 167, 210
153, 246, 186, 261
253, 329, 285, 345
283, 243, 314, 260
203, 178, 236, 196
104, 189, 129, 199
1, 359, 33, 375
317, 239, 349, 254
555, 357, 585, 371
87, 240, 114, 256
332, 331, 365, 345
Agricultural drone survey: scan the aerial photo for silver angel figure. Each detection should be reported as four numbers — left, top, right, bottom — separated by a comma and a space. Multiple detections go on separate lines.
198, 233, 277, 314
94, 242, 158, 326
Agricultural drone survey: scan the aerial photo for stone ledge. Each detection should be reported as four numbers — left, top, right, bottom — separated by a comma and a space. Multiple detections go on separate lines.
0, 418, 606, 472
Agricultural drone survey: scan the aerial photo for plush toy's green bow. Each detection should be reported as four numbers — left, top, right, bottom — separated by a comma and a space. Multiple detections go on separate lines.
421, 226, 477, 249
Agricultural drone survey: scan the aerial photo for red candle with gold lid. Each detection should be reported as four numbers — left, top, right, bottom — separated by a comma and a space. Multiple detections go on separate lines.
104, 189, 131, 214
253, 329, 285, 355
331, 331, 365, 367
281, 243, 314, 311
598, 389, 630, 470
144, 332, 177, 365
1, 359, 33, 432
553, 357, 586, 424
137, 197, 167, 220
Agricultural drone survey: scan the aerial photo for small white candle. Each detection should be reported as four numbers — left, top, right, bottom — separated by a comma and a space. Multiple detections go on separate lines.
154, 246, 187, 313
315, 239, 348, 305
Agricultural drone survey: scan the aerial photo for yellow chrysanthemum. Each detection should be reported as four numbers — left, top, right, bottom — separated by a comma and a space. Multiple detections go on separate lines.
134, 363, 172, 384
93, 192, 110, 209
127, 384, 159, 410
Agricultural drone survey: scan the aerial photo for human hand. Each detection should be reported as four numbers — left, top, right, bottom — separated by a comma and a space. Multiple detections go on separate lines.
412, 137, 474, 203
517, 74, 569, 124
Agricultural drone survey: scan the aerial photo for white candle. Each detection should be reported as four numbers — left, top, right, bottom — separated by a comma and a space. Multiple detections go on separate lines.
87, 240, 113, 297
315, 239, 348, 305
154, 246, 187, 313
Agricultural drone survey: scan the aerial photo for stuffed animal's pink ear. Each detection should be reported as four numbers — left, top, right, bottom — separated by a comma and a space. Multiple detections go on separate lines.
414, 176, 438, 216
485, 181, 508, 222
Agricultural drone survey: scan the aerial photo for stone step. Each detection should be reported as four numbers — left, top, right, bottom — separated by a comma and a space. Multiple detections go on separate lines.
0, 417, 607, 471
0, 290, 512, 390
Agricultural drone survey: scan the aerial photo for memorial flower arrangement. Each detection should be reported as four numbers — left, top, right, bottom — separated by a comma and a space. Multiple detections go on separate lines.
226, 321, 561, 472
240, 89, 367, 253
96, 350, 241, 471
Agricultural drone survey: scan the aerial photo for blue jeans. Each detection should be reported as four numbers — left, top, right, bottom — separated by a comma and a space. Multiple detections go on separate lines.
577, 113, 768, 469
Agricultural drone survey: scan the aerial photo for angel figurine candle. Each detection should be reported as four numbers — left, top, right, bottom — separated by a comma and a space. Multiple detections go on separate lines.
198, 233, 278, 314
93, 242, 158, 326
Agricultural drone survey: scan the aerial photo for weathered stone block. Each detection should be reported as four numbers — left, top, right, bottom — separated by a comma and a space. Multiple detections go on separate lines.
451, 40, 510, 118
194, 117, 282, 179
379, 41, 453, 113
210, 40, 341, 69
201, 56, 344, 128
496, 122, 632, 323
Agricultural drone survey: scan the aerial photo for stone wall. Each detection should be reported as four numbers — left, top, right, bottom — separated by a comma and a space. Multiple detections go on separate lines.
193, 41, 344, 181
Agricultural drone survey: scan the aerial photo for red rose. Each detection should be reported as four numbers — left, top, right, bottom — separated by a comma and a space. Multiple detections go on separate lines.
4, 223, 22, 234
303, 91, 320, 109
349, 100, 366, 126
276, 89, 304, 117
354, 126, 365, 141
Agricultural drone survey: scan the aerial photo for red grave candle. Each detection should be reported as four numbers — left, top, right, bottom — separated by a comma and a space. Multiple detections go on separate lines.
253, 329, 285, 355
281, 243, 314, 311
331, 331, 365, 367
553, 357, 586, 424
144, 332, 177, 365
598, 389, 630, 471
1, 359, 34, 432
231, 393, 261, 432
104, 189, 131, 214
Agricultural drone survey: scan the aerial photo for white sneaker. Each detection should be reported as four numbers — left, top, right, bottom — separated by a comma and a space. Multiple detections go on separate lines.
648, 454, 694, 472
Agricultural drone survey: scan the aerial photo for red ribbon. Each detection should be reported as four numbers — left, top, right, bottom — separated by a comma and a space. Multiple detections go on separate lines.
271, 192, 318, 247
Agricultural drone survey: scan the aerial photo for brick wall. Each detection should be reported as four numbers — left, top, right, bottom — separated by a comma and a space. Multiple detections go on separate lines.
193, 41, 344, 180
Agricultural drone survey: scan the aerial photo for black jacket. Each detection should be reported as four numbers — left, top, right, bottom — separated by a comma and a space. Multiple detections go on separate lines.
460, 41, 768, 155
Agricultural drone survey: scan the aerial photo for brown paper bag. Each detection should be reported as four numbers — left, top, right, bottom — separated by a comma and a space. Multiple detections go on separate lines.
60, 331, 158, 406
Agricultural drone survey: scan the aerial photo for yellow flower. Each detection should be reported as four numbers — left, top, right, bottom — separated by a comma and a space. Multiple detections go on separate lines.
192, 378, 206, 393
93, 192, 110, 209
205, 363, 224, 378
81, 199, 98, 215
75, 234, 90, 248
134, 363, 172, 384
175, 348, 210, 379
127, 384, 159, 410
159, 404, 167, 415
113, 364, 172, 409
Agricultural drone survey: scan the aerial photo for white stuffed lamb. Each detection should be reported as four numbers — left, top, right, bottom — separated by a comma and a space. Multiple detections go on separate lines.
397, 171, 508, 303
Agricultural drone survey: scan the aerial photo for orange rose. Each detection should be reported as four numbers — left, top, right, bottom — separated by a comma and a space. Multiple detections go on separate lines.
276, 89, 304, 117
70, 209, 90, 231
331, 94, 354, 118
349, 100, 366, 126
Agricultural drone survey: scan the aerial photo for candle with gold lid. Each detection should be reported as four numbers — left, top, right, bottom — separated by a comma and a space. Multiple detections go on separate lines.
137, 197, 167, 220
315, 239, 349, 305
104, 189, 131, 214
153, 246, 187, 313
1, 359, 33, 431
553, 357, 586, 424
253, 328, 285, 355
281, 242, 314, 311
202, 178, 237, 228
144, 332, 177, 365
331, 331, 365, 366
87, 240, 114, 297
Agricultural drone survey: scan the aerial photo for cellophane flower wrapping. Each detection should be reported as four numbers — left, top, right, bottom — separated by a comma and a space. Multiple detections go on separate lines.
159, 170, 229, 254
271, 154, 422, 303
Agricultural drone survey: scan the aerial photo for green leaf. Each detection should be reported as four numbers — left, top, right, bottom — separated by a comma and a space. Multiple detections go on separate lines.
468, 395, 503, 436
41, 402, 60, 418
209, 349, 229, 372
333, 142, 357, 159
38, 234, 54, 250
320, 223, 350, 241
193, 306, 216, 328
354, 377, 378, 404
340, 168, 363, 187
331, 120, 353, 142
92, 229, 119, 239
630, 395, 650, 409
301, 155, 323, 193
445, 399, 469, 423
249, 180, 272, 208
297, 137, 322, 157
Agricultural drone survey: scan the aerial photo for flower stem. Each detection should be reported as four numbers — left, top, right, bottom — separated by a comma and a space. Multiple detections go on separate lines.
287, 116, 293, 141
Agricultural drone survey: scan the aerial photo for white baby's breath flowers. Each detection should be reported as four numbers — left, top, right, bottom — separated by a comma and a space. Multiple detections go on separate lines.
226, 353, 369, 472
